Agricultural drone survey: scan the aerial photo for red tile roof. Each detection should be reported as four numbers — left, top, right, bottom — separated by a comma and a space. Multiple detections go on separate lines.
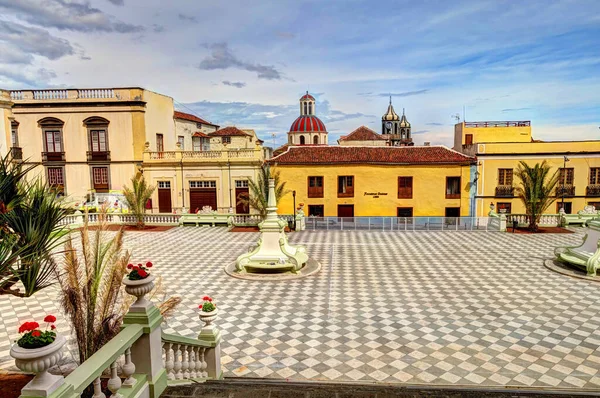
339, 126, 386, 141
192, 131, 209, 137
174, 111, 216, 126
270, 146, 474, 165
209, 126, 251, 137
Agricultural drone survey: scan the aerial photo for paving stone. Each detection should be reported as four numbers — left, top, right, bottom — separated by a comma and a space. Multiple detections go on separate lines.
2, 227, 599, 390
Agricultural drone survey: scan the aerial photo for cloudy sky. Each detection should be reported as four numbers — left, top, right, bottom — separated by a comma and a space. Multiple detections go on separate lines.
1, 0, 599, 147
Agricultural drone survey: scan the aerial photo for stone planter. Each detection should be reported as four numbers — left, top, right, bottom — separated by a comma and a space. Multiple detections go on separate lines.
198, 308, 218, 331
123, 274, 156, 308
10, 335, 66, 397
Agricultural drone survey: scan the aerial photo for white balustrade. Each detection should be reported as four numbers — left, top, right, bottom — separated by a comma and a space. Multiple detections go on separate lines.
122, 347, 136, 387
161, 342, 208, 382
78, 89, 115, 99
33, 90, 68, 100
92, 376, 105, 398
107, 361, 122, 398
10, 91, 23, 100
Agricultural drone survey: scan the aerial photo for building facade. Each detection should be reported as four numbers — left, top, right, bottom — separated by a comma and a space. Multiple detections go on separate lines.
454, 121, 600, 216
1, 87, 265, 214
270, 146, 474, 217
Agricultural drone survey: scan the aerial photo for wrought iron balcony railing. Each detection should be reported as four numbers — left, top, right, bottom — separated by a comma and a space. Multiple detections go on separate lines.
556, 184, 575, 197
42, 151, 65, 162
586, 184, 600, 197
495, 185, 514, 197
86, 151, 111, 161
10, 147, 22, 160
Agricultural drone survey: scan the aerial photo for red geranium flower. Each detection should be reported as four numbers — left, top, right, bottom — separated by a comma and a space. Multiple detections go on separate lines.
208, 298, 213, 302
51, 325, 56, 330
146, 261, 153, 268
198, 304, 203, 309
138, 263, 142, 267
138, 269, 148, 278
44, 315, 56, 323
202, 296, 211, 301
19, 322, 40, 333
127, 264, 133, 269
32, 330, 41, 338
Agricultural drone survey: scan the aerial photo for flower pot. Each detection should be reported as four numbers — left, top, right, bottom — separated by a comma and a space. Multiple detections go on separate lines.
10, 335, 66, 397
198, 308, 218, 330
123, 274, 155, 308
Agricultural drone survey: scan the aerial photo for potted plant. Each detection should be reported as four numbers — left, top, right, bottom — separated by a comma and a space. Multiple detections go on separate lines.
123, 261, 155, 307
10, 315, 66, 395
198, 295, 218, 328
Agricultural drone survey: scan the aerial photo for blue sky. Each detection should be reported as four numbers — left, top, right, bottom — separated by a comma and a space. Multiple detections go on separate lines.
0, 0, 598, 147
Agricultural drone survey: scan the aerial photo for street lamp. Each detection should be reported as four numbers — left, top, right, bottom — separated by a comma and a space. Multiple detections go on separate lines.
292, 190, 296, 230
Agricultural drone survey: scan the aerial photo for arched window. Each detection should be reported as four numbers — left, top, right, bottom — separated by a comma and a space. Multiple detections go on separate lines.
300, 135, 306, 145
39, 117, 65, 161
308, 103, 313, 115
303, 103, 308, 115
11, 120, 19, 147
313, 135, 319, 144
289, 135, 293, 144
84, 117, 110, 161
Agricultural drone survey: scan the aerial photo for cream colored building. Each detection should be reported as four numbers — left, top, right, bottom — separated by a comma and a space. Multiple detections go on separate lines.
1, 87, 265, 214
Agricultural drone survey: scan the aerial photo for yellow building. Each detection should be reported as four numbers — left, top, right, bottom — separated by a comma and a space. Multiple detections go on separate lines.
1, 87, 265, 214
454, 121, 600, 216
270, 145, 475, 217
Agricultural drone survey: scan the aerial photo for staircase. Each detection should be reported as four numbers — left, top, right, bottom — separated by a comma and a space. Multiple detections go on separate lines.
161, 378, 600, 397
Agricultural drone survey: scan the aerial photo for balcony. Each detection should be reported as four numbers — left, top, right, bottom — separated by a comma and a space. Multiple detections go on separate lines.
587, 184, 600, 197
143, 149, 264, 164
42, 152, 65, 162
556, 184, 575, 197
10, 147, 22, 161
86, 151, 111, 162
495, 185, 514, 197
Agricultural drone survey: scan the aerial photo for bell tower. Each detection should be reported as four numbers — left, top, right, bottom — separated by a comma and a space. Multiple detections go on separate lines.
300, 91, 315, 116
381, 98, 413, 146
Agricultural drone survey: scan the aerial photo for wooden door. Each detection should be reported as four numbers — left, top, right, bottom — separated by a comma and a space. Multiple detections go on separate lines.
92, 167, 109, 192
190, 189, 217, 213
158, 188, 172, 213
338, 204, 354, 218
465, 134, 473, 145
235, 187, 249, 214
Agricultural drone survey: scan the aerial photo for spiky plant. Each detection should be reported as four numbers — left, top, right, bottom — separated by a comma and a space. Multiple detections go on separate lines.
123, 172, 155, 229
236, 164, 290, 217
515, 160, 560, 231
0, 179, 68, 297
59, 208, 130, 364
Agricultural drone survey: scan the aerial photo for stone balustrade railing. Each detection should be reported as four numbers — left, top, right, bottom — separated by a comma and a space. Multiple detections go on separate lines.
144, 149, 263, 163
10, 88, 129, 102
14, 273, 222, 398
506, 214, 561, 227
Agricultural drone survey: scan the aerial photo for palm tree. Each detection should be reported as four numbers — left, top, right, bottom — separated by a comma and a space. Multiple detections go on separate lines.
515, 160, 560, 231
0, 154, 68, 297
123, 172, 155, 229
236, 164, 290, 217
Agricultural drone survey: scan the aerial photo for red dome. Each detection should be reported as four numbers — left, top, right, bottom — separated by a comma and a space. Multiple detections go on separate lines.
300, 93, 315, 101
289, 115, 327, 132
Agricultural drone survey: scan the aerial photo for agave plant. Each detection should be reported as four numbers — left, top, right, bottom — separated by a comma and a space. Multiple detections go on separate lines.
123, 172, 155, 229
515, 160, 560, 231
0, 153, 68, 297
236, 164, 290, 217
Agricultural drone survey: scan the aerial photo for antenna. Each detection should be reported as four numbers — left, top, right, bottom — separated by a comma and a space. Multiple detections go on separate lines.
452, 113, 461, 122
271, 132, 277, 148
463, 105, 466, 122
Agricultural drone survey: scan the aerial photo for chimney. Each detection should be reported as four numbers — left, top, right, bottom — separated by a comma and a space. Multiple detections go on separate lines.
424, 142, 430, 146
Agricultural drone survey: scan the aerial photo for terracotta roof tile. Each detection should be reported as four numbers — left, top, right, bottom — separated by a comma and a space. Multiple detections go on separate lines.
339, 126, 386, 141
269, 145, 474, 165
174, 111, 216, 126
192, 131, 209, 137
209, 126, 251, 137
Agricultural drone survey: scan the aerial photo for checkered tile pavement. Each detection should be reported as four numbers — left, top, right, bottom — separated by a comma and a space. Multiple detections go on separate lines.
2, 227, 600, 389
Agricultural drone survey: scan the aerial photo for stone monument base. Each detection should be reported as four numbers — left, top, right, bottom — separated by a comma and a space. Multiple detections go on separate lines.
225, 258, 321, 281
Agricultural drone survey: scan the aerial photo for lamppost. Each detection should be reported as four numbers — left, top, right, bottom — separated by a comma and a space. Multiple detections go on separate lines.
561, 155, 569, 212
292, 190, 296, 230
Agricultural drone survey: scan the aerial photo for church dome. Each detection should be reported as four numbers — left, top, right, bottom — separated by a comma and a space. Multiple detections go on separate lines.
399, 113, 410, 128
289, 115, 327, 132
300, 92, 315, 101
382, 102, 400, 121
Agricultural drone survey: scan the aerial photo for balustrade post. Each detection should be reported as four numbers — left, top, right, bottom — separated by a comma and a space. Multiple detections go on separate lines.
107, 361, 122, 398
198, 313, 222, 380
122, 280, 167, 398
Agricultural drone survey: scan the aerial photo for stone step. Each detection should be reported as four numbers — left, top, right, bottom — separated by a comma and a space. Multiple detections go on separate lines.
161, 378, 600, 398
